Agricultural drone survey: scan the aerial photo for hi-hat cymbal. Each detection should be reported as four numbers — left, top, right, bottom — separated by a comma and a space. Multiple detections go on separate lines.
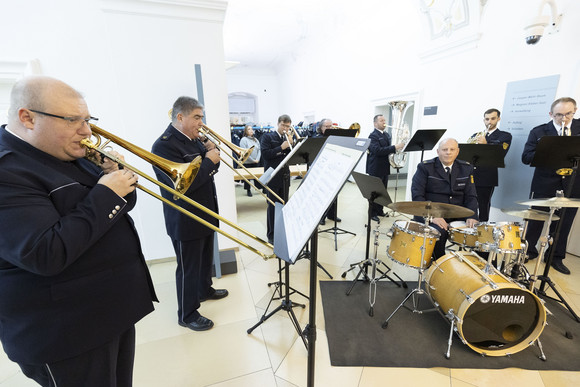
501, 208, 560, 222
517, 197, 580, 208
388, 201, 475, 219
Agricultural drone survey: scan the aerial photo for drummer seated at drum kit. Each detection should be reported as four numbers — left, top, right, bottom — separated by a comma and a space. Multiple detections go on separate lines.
411, 138, 479, 259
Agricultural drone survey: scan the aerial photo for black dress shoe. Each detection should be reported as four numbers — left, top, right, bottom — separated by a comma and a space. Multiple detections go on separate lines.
551, 260, 570, 275
179, 316, 214, 331
524, 254, 537, 263
371, 215, 380, 222
328, 217, 342, 223
246, 190, 253, 197
319, 219, 326, 225
201, 289, 229, 302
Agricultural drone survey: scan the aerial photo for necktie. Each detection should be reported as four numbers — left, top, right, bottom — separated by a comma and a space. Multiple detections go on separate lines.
563, 126, 569, 136
445, 167, 451, 181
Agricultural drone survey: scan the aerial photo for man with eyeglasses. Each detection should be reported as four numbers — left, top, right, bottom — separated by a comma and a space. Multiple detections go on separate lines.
0, 76, 157, 386
522, 97, 580, 275
151, 96, 227, 332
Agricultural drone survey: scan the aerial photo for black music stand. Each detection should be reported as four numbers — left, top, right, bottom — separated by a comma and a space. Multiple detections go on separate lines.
405, 129, 447, 162
530, 136, 580, 322
342, 172, 406, 297
318, 131, 358, 250
457, 143, 506, 168
287, 137, 334, 278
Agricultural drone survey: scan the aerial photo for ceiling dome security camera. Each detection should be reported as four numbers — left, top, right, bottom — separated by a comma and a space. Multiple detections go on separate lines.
524, 0, 562, 45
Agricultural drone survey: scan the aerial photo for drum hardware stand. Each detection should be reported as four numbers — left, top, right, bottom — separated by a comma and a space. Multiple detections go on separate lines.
343, 193, 406, 295
381, 221, 438, 329
319, 196, 356, 251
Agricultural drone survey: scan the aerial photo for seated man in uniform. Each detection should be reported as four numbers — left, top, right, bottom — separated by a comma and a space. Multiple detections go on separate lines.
411, 138, 479, 259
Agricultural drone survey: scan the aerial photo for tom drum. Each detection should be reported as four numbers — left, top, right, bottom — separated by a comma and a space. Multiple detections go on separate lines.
387, 220, 440, 269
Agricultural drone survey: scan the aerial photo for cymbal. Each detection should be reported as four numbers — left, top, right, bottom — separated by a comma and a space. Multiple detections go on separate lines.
501, 208, 560, 222
517, 197, 580, 208
388, 201, 475, 219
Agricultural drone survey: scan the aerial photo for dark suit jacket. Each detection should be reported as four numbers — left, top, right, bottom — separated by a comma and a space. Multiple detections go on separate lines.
260, 130, 290, 189
471, 129, 512, 187
366, 128, 396, 182
411, 157, 479, 220
151, 124, 219, 241
0, 125, 156, 364
522, 118, 580, 198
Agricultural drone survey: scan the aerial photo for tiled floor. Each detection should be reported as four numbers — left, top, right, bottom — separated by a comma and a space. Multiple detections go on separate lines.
1, 178, 579, 386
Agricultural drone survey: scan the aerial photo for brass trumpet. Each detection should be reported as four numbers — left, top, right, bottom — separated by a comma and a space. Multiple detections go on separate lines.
199, 125, 285, 205
82, 124, 276, 261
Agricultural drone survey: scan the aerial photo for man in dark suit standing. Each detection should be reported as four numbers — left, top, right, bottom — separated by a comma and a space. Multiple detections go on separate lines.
152, 96, 228, 331
366, 114, 405, 221
261, 114, 293, 243
0, 76, 157, 386
468, 108, 512, 221
522, 97, 580, 275
411, 138, 479, 259
315, 118, 341, 225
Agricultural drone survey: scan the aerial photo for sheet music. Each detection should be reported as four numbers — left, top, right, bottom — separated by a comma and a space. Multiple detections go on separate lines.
281, 143, 361, 262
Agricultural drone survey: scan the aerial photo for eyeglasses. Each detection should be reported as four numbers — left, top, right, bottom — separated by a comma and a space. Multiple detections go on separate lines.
553, 111, 575, 119
29, 109, 99, 127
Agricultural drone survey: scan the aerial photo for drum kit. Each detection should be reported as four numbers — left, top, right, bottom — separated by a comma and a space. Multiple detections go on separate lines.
375, 199, 572, 359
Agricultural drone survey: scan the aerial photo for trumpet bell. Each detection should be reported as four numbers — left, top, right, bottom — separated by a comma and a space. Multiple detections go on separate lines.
87, 124, 201, 194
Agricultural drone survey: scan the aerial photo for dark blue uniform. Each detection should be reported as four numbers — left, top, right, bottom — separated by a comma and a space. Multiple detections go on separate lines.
521, 118, 580, 263
411, 157, 479, 259
366, 128, 397, 217
470, 129, 512, 221
261, 130, 291, 242
151, 124, 219, 324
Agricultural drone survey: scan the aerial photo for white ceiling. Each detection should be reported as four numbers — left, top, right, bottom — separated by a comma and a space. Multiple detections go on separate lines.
223, 0, 350, 70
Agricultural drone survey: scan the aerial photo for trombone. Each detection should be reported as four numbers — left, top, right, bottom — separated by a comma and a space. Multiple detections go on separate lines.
198, 124, 285, 205
83, 124, 276, 261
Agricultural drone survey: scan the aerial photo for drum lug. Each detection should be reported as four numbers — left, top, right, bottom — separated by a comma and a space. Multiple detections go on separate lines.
459, 288, 474, 304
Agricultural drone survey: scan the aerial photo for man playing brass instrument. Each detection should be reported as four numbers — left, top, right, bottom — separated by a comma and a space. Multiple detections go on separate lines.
366, 114, 405, 222
468, 108, 512, 221
152, 96, 228, 331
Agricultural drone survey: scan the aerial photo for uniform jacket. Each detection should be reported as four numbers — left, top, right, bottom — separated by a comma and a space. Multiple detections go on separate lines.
366, 129, 396, 179
151, 124, 219, 241
470, 129, 512, 187
411, 157, 479, 220
522, 118, 580, 198
260, 130, 291, 189
0, 125, 156, 364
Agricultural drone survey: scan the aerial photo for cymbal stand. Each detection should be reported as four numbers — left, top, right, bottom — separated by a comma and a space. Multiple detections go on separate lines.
381, 216, 438, 329
368, 226, 405, 317
343, 195, 406, 295
385, 167, 402, 217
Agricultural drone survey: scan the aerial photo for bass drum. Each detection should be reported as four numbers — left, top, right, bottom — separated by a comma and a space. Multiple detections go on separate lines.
425, 251, 546, 356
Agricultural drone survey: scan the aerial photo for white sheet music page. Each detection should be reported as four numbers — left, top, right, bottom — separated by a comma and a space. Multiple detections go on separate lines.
281, 142, 361, 262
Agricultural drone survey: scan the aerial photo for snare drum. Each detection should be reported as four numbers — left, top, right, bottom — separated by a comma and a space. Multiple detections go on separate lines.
387, 220, 440, 269
425, 251, 546, 356
448, 221, 478, 249
476, 222, 523, 252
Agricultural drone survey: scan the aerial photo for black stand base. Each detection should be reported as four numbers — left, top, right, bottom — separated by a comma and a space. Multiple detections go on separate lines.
319, 218, 356, 251
247, 259, 308, 349
535, 274, 580, 323
296, 241, 333, 279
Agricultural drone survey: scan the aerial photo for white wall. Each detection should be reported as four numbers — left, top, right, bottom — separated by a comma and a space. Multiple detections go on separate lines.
0, 0, 236, 260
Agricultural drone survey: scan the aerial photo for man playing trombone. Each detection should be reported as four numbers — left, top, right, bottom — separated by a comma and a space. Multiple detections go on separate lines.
151, 96, 228, 331
261, 114, 294, 244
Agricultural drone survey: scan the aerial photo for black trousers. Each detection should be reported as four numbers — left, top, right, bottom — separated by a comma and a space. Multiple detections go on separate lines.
172, 234, 214, 323
266, 174, 290, 242
526, 206, 577, 262
242, 161, 260, 190
371, 174, 389, 217
19, 327, 136, 387
475, 185, 494, 222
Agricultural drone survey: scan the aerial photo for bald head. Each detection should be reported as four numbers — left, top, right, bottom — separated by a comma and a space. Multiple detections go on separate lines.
6, 76, 91, 161
437, 138, 459, 167
8, 76, 83, 129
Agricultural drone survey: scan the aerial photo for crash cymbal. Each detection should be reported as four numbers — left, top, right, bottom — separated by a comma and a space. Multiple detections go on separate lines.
388, 201, 475, 219
517, 196, 580, 208
501, 208, 560, 222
